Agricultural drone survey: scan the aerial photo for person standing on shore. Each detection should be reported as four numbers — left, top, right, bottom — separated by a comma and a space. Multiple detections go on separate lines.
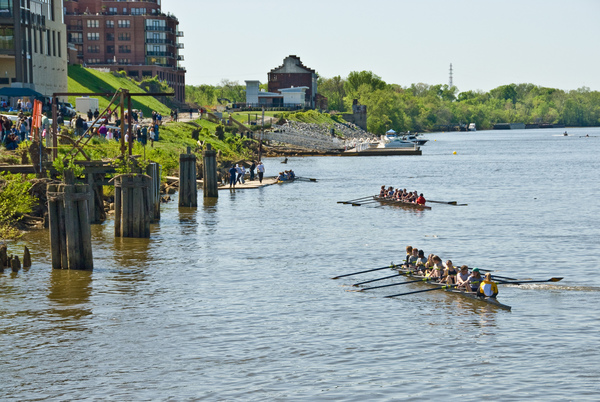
229, 165, 237, 188
250, 161, 256, 181
257, 161, 265, 183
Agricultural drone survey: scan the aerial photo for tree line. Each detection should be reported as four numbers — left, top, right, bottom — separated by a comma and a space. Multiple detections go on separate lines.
186, 72, 600, 133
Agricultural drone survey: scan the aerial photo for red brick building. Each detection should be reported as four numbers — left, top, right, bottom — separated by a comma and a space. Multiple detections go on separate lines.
64, 0, 185, 103
268, 56, 318, 109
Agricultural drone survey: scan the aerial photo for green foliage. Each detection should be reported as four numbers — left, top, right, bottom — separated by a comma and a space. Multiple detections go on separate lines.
52, 158, 85, 179
186, 79, 246, 107
0, 172, 38, 239
215, 125, 225, 141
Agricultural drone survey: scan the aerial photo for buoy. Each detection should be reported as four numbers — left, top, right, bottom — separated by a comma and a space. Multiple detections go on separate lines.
453, 151, 457, 155
434, 139, 437, 141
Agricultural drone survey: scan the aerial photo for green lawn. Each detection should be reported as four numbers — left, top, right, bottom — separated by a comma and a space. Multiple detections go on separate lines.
67, 65, 171, 117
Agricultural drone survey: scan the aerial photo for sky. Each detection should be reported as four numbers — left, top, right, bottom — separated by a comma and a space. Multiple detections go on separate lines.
165, 0, 600, 93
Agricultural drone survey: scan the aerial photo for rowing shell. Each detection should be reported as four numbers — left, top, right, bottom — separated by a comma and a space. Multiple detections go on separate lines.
373, 196, 432, 210
391, 266, 512, 311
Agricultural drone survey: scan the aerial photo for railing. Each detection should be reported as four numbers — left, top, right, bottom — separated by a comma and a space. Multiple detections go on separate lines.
147, 51, 174, 57
176, 31, 184, 37
177, 55, 184, 61
146, 26, 174, 33
71, 38, 84, 44
68, 25, 84, 31
176, 43, 184, 49
145, 38, 173, 44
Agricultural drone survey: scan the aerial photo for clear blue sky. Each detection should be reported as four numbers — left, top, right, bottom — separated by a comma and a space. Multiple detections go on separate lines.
165, 0, 600, 93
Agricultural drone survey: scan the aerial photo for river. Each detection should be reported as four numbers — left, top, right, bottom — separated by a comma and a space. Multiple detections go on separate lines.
1, 127, 599, 400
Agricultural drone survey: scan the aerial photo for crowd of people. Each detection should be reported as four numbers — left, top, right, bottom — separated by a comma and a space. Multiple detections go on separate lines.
402, 246, 499, 299
379, 186, 426, 205
276, 170, 295, 181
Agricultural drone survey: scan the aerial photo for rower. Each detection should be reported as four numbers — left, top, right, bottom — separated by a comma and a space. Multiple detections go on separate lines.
477, 272, 499, 299
443, 260, 457, 285
466, 268, 483, 293
416, 193, 426, 205
379, 185, 386, 197
415, 249, 427, 274
407, 248, 419, 268
428, 256, 444, 281
386, 186, 394, 198
456, 265, 470, 290
403, 246, 413, 267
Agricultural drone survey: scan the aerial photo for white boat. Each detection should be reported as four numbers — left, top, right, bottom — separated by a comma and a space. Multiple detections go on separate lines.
401, 133, 428, 146
468, 123, 476, 131
379, 134, 418, 149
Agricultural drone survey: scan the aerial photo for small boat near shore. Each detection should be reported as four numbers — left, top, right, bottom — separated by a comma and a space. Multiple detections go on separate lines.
391, 266, 512, 310
373, 196, 432, 210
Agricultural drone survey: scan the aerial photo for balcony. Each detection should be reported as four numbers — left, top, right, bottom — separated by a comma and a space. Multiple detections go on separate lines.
177, 55, 184, 61
146, 26, 174, 33
71, 38, 84, 44
176, 43, 184, 49
145, 38, 173, 45
147, 51, 174, 58
176, 31, 184, 37
68, 25, 84, 31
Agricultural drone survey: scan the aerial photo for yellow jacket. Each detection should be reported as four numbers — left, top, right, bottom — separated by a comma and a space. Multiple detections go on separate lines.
479, 279, 498, 297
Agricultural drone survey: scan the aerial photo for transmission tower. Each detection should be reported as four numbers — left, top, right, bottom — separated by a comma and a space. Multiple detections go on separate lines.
449, 63, 453, 87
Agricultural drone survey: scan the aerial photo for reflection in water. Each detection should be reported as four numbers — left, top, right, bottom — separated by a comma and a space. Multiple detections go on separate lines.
47, 269, 93, 320
178, 206, 198, 237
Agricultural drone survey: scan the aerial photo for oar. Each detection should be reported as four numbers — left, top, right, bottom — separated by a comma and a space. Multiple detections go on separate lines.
428, 200, 458, 205
331, 263, 403, 279
385, 284, 456, 298
497, 277, 563, 285
338, 195, 376, 204
352, 273, 403, 286
297, 177, 317, 182
357, 277, 434, 292
352, 200, 380, 206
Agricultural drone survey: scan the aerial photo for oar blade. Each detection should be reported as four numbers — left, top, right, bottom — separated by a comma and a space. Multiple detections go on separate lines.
549, 277, 563, 282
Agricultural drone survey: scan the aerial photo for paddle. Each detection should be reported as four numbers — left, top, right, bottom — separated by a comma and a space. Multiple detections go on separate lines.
352, 273, 403, 286
428, 200, 458, 205
352, 200, 380, 206
356, 277, 433, 292
337, 195, 376, 204
497, 277, 563, 285
331, 263, 403, 279
385, 284, 457, 298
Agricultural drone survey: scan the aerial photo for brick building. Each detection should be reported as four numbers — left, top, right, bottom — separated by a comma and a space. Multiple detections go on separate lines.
268, 55, 317, 109
64, 0, 185, 103
0, 0, 68, 98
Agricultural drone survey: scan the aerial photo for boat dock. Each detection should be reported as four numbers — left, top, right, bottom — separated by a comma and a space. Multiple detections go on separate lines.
340, 148, 421, 156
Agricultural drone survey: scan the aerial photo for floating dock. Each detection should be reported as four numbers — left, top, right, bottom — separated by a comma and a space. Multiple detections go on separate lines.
340, 148, 421, 156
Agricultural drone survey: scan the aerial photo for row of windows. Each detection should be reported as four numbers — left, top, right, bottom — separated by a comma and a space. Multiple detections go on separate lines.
75, 32, 131, 41
85, 19, 131, 28
86, 59, 130, 64
31, 27, 62, 58
86, 45, 132, 54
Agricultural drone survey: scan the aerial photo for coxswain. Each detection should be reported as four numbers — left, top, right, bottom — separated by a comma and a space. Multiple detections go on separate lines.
416, 193, 426, 205
466, 268, 483, 293
478, 272, 499, 299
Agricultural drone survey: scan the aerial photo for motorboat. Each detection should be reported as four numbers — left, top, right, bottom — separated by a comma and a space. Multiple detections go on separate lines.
379, 134, 418, 149
401, 133, 428, 146
468, 123, 476, 131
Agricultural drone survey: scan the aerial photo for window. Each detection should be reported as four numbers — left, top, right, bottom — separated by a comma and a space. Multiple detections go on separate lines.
106, 20, 114, 28
106, 45, 115, 54
86, 20, 99, 28
118, 45, 131, 53
71, 32, 83, 43
58, 32, 61, 57
117, 20, 130, 28
52, 31, 56, 56
118, 58, 130, 64
87, 58, 101, 64
46, 30, 51, 55
106, 33, 114, 41
108, 7, 117, 15
87, 45, 100, 53
118, 33, 130, 41
131, 8, 146, 15
87, 32, 100, 41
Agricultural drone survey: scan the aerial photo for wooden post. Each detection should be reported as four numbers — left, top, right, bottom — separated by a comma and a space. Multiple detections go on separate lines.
23, 246, 31, 268
86, 172, 105, 224
114, 174, 151, 238
0, 244, 7, 268
146, 162, 161, 222
47, 171, 94, 270
179, 148, 198, 207
202, 143, 219, 198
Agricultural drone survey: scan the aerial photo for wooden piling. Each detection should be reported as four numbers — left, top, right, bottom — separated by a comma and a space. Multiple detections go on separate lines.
11, 256, 21, 273
23, 246, 31, 268
179, 148, 198, 207
87, 172, 106, 223
47, 176, 93, 270
0, 244, 7, 268
146, 162, 161, 222
113, 174, 151, 238
202, 143, 219, 198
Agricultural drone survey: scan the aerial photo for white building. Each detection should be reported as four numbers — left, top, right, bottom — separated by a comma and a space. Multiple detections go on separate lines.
244, 80, 308, 108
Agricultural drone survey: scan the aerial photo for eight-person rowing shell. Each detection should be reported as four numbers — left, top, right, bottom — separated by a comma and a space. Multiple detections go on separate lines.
379, 185, 426, 205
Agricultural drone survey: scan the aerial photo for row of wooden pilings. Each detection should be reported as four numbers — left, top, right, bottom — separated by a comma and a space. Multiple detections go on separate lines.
48, 146, 219, 271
